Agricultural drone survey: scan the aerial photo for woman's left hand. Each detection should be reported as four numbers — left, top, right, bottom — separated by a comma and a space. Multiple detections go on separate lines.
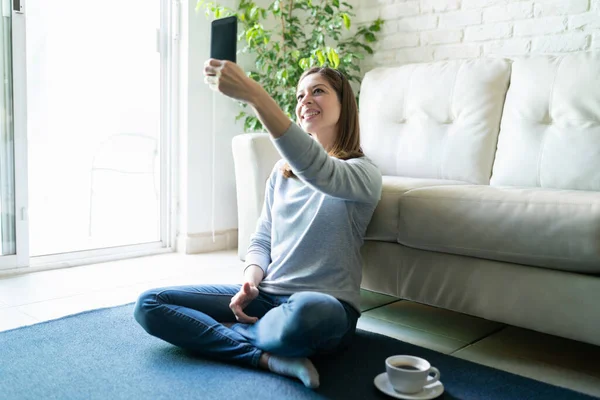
204, 59, 260, 104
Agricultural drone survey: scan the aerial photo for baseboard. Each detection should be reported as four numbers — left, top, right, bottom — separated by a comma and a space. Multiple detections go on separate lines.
177, 229, 238, 254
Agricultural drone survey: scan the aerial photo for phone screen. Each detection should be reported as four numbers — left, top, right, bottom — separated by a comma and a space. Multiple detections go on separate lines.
211, 16, 238, 63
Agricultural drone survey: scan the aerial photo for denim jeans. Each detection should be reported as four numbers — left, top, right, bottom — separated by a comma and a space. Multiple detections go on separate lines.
133, 284, 360, 368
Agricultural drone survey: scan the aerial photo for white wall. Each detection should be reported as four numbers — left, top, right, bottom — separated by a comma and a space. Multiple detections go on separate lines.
178, 0, 242, 253
356, 0, 600, 69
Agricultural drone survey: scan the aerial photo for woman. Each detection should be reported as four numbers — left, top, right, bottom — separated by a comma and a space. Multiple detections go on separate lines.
134, 59, 382, 389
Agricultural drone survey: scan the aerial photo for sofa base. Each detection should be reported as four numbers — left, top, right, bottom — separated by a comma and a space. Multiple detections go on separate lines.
361, 241, 600, 347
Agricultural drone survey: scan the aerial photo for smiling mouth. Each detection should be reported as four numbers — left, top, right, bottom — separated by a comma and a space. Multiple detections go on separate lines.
303, 111, 320, 120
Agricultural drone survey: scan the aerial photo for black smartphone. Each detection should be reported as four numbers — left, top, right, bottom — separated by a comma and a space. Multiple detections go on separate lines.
210, 16, 238, 63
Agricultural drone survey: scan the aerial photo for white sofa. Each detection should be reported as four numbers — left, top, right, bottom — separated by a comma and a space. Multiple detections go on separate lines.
232, 52, 600, 347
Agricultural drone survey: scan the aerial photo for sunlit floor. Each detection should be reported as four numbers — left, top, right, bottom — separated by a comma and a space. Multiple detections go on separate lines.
1, 250, 599, 398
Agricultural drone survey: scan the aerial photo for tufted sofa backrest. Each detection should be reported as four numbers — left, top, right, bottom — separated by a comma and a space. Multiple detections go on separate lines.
359, 58, 511, 184
490, 52, 600, 191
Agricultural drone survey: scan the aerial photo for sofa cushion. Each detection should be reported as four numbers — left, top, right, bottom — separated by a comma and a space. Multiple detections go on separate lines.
396, 185, 600, 273
359, 58, 510, 184
491, 52, 600, 191
366, 176, 468, 242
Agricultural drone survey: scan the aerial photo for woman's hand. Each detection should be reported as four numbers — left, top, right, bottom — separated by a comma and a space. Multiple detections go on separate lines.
229, 282, 260, 324
203, 59, 261, 105
204, 58, 291, 137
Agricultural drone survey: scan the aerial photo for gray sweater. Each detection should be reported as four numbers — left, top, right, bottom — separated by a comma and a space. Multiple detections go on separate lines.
244, 123, 382, 313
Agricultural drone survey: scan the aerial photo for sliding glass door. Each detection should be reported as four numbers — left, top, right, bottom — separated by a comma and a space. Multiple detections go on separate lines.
0, 0, 175, 272
26, 0, 169, 259
0, 1, 28, 271
0, 2, 16, 266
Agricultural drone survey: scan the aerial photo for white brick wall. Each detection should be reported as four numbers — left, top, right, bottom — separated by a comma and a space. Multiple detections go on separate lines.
378, 33, 420, 51
569, 12, 600, 30
483, 3, 534, 23
462, 0, 509, 10
439, 10, 482, 28
464, 22, 512, 41
421, 0, 460, 13
594, 32, 600, 49
434, 43, 482, 59
355, 0, 599, 69
483, 38, 531, 55
397, 15, 438, 31
532, 32, 590, 53
533, 0, 589, 18
381, 1, 420, 19
421, 30, 463, 45
395, 47, 434, 63
513, 17, 566, 36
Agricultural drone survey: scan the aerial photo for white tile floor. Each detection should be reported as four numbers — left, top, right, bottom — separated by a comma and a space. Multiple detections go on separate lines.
1, 250, 599, 398
0, 251, 244, 332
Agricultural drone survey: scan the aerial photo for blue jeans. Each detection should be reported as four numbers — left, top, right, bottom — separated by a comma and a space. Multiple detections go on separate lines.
133, 284, 360, 368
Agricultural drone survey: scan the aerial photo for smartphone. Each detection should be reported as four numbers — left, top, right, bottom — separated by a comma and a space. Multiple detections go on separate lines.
210, 16, 238, 63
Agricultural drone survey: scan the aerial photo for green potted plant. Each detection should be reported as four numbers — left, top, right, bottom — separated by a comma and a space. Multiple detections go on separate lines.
197, 0, 384, 132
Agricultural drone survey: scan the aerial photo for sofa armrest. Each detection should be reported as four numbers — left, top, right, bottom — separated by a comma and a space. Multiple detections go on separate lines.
232, 133, 281, 261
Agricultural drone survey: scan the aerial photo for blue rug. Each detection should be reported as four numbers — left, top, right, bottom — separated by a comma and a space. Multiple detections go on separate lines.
0, 303, 596, 400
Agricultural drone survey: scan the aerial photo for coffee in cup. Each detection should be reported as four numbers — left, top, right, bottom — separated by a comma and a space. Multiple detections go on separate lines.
385, 355, 440, 394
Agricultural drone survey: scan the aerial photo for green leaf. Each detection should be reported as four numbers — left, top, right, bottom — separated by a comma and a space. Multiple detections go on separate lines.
316, 49, 326, 65
341, 13, 351, 30
245, 29, 254, 44
249, 7, 258, 19
365, 32, 376, 42
299, 58, 310, 69
324, 5, 334, 14
331, 48, 340, 68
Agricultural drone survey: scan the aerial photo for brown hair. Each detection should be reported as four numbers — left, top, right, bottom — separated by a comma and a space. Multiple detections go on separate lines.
282, 67, 363, 178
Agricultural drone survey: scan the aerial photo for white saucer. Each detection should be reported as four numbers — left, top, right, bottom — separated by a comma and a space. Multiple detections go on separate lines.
374, 372, 444, 400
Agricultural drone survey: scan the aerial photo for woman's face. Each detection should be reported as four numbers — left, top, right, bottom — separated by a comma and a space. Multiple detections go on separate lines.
295, 73, 341, 150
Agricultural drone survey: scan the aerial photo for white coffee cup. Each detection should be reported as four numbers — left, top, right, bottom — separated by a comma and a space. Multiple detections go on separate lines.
385, 355, 440, 394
